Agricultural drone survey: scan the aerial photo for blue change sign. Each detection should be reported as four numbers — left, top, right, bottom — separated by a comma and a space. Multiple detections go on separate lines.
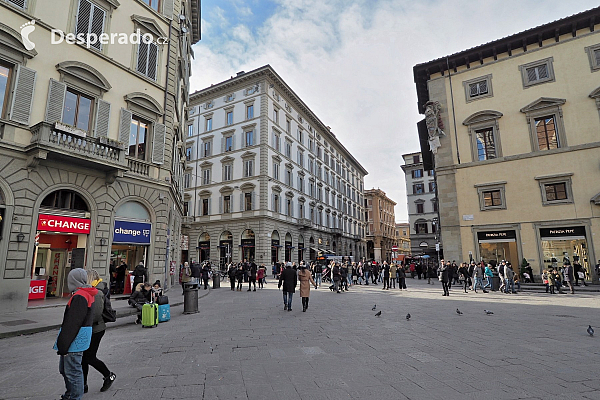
113, 220, 152, 244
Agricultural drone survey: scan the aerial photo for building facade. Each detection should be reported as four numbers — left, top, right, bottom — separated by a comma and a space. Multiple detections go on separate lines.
184, 65, 368, 268
0, 0, 200, 312
413, 7, 600, 280
394, 222, 411, 257
401, 152, 441, 259
364, 189, 396, 262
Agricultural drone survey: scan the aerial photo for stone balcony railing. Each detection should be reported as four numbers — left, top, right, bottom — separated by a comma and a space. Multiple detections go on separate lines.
27, 122, 128, 177
331, 227, 342, 235
298, 218, 311, 228
127, 157, 151, 176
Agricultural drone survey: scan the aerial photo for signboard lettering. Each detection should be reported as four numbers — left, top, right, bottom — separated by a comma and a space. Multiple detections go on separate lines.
540, 226, 586, 238
477, 230, 517, 241
28, 279, 47, 300
113, 220, 152, 244
37, 214, 91, 234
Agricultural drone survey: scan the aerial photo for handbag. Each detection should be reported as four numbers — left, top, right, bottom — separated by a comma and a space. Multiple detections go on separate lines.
157, 295, 169, 305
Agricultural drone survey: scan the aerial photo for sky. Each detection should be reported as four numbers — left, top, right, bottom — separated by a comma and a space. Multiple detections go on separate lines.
189, 0, 599, 222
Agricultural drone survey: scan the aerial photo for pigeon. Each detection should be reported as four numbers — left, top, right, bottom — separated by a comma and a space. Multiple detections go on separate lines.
375, 311, 381, 317
372, 305, 377, 311
456, 308, 463, 315
588, 325, 594, 336
406, 313, 411, 321
484, 310, 494, 315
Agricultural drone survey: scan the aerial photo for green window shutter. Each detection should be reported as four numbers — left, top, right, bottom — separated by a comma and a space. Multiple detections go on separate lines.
44, 78, 66, 123
9, 65, 36, 125
94, 99, 111, 138
118, 108, 132, 154
151, 123, 166, 164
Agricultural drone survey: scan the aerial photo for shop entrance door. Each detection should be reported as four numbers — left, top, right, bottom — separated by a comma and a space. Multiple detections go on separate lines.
53, 250, 68, 297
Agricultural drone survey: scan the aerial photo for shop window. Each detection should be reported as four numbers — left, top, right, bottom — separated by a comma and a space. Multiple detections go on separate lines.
536, 173, 573, 206
41, 190, 89, 211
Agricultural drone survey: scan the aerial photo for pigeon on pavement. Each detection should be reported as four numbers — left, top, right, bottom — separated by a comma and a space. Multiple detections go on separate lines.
406, 313, 411, 321
372, 305, 377, 311
456, 308, 463, 315
484, 310, 494, 315
375, 311, 381, 317
588, 325, 594, 336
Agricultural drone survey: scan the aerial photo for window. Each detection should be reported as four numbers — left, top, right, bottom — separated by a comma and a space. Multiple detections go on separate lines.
244, 160, 253, 177
187, 124, 194, 137
273, 194, 279, 213
202, 198, 209, 215
476, 182, 506, 211
285, 140, 292, 158
184, 173, 190, 188
0, 62, 12, 118
297, 129, 303, 144
428, 181, 436, 192
412, 155, 419, 163
535, 116, 559, 150
5, 0, 27, 8
285, 169, 292, 186
412, 169, 423, 179
536, 174, 574, 206
286, 199, 292, 216
183, 201, 189, 216
245, 130, 254, 147
41, 190, 88, 211
246, 104, 254, 119
585, 44, 600, 72
273, 162, 280, 180
129, 116, 149, 160
413, 183, 424, 194
309, 182, 314, 197
244, 193, 252, 211
223, 164, 233, 181
185, 147, 192, 161
202, 169, 210, 185
62, 89, 93, 131
433, 200, 438, 212
136, 39, 159, 80
226, 111, 233, 125
273, 132, 280, 151
206, 117, 212, 131
141, 0, 160, 11
463, 74, 493, 102
415, 221, 428, 234
202, 141, 211, 157
75, 0, 106, 51
308, 158, 314, 173
223, 195, 231, 213
545, 183, 567, 201
286, 119, 291, 133
297, 151, 304, 167
224, 136, 233, 152
519, 57, 555, 88
273, 108, 278, 124
299, 203, 304, 218
298, 176, 304, 192
475, 128, 497, 160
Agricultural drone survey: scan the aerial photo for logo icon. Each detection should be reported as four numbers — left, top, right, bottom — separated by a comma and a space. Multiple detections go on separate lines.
20, 19, 36, 51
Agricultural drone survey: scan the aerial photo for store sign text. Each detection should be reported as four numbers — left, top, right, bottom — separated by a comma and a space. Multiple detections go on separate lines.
113, 220, 152, 244
37, 214, 91, 234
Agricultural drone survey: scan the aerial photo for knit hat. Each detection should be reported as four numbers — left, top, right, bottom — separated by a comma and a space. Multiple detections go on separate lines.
67, 268, 88, 292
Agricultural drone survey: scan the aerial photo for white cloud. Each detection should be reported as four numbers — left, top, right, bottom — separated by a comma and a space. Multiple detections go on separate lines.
190, 0, 599, 222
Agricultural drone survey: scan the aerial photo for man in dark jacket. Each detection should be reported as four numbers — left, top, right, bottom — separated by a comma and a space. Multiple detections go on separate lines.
332, 263, 342, 293
563, 261, 575, 294
55, 268, 97, 400
116, 261, 127, 294
382, 262, 390, 290
248, 261, 257, 291
440, 262, 450, 296
132, 262, 147, 290
228, 264, 237, 291
190, 262, 201, 286
201, 262, 211, 290
278, 263, 297, 311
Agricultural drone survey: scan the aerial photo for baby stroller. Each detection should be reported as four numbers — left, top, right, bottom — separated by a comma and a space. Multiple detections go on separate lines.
321, 266, 332, 283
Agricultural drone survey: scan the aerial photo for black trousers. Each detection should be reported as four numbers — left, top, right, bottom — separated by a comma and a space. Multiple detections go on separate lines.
248, 278, 256, 290
237, 278, 243, 290
301, 297, 310, 309
463, 279, 469, 292
383, 277, 389, 289
202, 277, 209, 289
82, 330, 110, 384
398, 277, 406, 289
230, 278, 236, 290
442, 282, 449, 295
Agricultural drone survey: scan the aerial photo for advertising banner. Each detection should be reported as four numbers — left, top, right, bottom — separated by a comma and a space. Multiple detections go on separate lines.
37, 214, 91, 234
113, 220, 152, 244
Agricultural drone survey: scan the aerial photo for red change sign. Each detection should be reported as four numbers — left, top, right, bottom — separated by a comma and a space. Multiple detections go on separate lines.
37, 214, 91, 234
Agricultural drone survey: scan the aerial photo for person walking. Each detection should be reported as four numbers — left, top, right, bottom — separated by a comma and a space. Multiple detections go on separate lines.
563, 261, 575, 294
483, 264, 494, 290
227, 263, 236, 291
390, 263, 397, 289
82, 270, 116, 394
458, 263, 470, 293
397, 264, 407, 290
55, 269, 98, 400
189, 262, 201, 287
382, 262, 390, 290
427, 264, 434, 284
341, 263, 349, 292
298, 264, 317, 312
439, 262, 450, 296
314, 262, 323, 288
473, 263, 488, 293
248, 261, 257, 291
257, 264, 265, 289
235, 264, 244, 291
333, 263, 342, 293
201, 262, 211, 290
505, 263, 516, 294
573, 257, 587, 286
278, 263, 297, 311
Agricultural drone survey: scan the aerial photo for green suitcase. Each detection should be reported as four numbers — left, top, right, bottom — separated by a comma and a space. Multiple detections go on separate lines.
142, 303, 158, 328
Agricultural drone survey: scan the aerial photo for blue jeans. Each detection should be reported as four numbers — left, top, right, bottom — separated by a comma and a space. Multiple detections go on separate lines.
474, 277, 484, 291
506, 279, 515, 293
283, 291, 293, 308
315, 273, 322, 287
59, 352, 84, 400
484, 277, 492, 288
365, 271, 369, 283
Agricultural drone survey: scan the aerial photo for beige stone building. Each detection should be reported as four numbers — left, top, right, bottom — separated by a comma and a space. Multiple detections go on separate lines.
394, 222, 411, 257
364, 188, 396, 262
0, 0, 199, 312
184, 66, 368, 267
413, 7, 600, 280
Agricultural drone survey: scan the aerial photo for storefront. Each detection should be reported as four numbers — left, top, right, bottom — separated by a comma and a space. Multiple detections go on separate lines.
241, 229, 255, 262
197, 232, 210, 262
476, 230, 519, 269
284, 233, 293, 262
271, 230, 280, 263
219, 231, 233, 268
111, 220, 152, 291
32, 213, 91, 300
539, 226, 590, 276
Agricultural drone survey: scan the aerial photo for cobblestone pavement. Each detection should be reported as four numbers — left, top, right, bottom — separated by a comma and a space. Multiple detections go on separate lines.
1, 278, 600, 400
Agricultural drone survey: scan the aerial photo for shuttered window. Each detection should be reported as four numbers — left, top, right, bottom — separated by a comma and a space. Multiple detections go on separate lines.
6, 0, 27, 9
526, 64, 548, 82
137, 41, 159, 81
595, 49, 600, 66
468, 80, 488, 97
7, 64, 37, 125
75, 0, 106, 51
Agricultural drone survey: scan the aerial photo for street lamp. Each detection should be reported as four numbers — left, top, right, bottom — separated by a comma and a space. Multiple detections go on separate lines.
432, 217, 440, 266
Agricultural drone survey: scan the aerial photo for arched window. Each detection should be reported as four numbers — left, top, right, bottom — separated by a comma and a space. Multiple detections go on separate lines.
41, 190, 88, 211
115, 201, 150, 221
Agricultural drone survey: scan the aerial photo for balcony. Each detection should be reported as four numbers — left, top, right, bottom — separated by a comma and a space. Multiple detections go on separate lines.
331, 227, 342, 236
27, 122, 127, 181
298, 218, 311, 228
127, 158, 150, 177
352, 234, 361, 241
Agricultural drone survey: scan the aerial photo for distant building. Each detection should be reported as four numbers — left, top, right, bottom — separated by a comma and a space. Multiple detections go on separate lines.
413, 7, 600, 279
401, 152, 440, 260
394, 222, 411, 257
364, 189, 396, 262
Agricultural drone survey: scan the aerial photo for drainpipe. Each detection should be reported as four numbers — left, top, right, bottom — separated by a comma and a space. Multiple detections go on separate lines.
163, 21, 173, 125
